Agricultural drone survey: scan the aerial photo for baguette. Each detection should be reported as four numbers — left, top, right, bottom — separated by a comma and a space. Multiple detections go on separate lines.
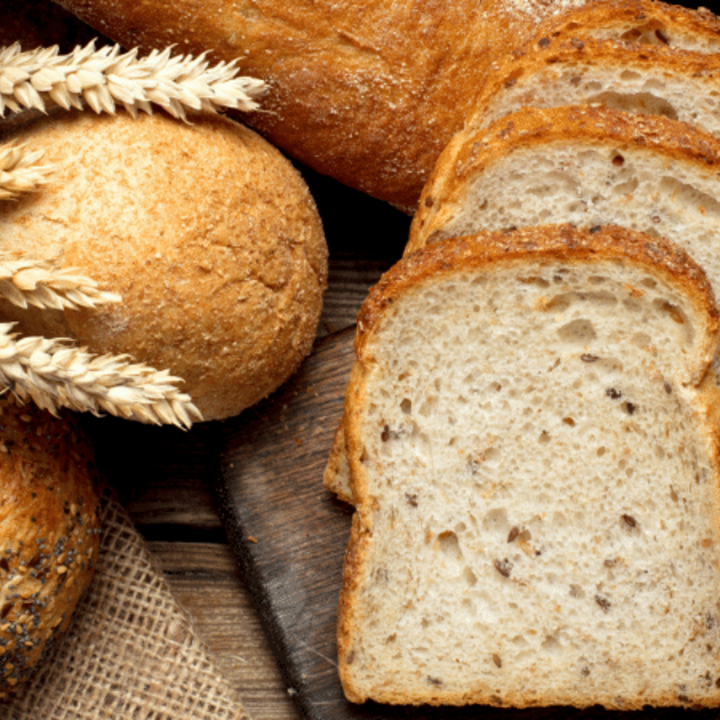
338, 224, 720, 708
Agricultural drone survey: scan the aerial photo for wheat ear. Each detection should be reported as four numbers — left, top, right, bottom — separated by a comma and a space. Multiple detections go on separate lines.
0, 323, 202, 428
0, 252, 122, 310
0, 142, 53, 200
0, 40, 268, 120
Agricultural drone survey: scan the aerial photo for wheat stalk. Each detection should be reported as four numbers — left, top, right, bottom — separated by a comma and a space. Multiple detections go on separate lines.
0, 252, 122, 310
0, 141, 53, 199
0, 322, 202, 427
0, 40, 268, 120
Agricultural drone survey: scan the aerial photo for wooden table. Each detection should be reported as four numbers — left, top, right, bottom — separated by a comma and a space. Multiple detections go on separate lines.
85, 167, 412, 720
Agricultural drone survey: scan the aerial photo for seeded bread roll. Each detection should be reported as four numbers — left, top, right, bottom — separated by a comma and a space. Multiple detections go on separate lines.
0, 109, 328, 421
0, 395, 101, 699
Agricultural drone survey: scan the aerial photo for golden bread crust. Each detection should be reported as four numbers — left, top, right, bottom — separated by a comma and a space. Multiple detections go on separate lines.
51, 0, 720, 210
528, 0, 720, 46
0, 395, 101, 699
0, 109, 328, 421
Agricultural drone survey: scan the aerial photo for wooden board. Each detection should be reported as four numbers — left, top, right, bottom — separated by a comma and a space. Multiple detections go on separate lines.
213, 328, 696, 720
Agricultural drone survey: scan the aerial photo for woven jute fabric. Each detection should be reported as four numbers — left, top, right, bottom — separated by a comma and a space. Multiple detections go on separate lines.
1, 487, 252, 720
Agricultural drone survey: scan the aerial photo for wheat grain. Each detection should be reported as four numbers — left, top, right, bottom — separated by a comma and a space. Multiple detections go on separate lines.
0, 142, 53, 200
0, 40, 268, 120
0, 322, 202, 428
0, 252, 122, 310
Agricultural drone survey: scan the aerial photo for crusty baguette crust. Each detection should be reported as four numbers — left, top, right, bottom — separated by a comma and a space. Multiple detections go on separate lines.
338, 225, 720, 706
410, 105, 720, 253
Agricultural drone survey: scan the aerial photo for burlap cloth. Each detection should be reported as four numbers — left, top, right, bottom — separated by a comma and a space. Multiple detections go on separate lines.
0, 487, 252, 720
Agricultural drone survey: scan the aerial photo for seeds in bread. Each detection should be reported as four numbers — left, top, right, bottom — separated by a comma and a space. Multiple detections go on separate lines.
338, 225, 720, 708
324, 105, 720, 507
0, 109, 328, 421
0, 395, 101, 699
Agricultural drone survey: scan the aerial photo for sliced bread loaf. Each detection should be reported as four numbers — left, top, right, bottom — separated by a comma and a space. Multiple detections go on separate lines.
321, 104, 720, 503
338, 224, 720, 708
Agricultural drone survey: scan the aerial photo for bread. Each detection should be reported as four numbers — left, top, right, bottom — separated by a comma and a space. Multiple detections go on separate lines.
338, 224, 720, 708
0, 108, 328, 421
50, 1, 720, 211
464, 36, 720, 140
51, 0, 595, 212
410, 105, 720, 260
527, 0, 720, 51
0, 394, 101, 699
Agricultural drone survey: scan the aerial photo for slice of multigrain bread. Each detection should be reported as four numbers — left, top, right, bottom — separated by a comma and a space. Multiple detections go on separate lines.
409, 105, 720, 258
338, 225, 720, 708
466, 36, 720, 139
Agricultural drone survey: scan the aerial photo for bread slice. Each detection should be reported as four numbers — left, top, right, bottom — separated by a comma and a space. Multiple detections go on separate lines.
526, 0, 720, 53
410, 105, 720, 258
338, 224, 720, 708
466, 36, 720, 140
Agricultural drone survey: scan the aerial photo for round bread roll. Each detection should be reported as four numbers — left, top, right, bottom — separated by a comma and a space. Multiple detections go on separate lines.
0, 395, 101, 699
0, 109, 328, 421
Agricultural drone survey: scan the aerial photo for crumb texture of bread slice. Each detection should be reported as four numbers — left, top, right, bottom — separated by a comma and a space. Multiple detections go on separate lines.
338, 226, 720, 709
410, 106, 720, 267
467, 37, 720, 139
